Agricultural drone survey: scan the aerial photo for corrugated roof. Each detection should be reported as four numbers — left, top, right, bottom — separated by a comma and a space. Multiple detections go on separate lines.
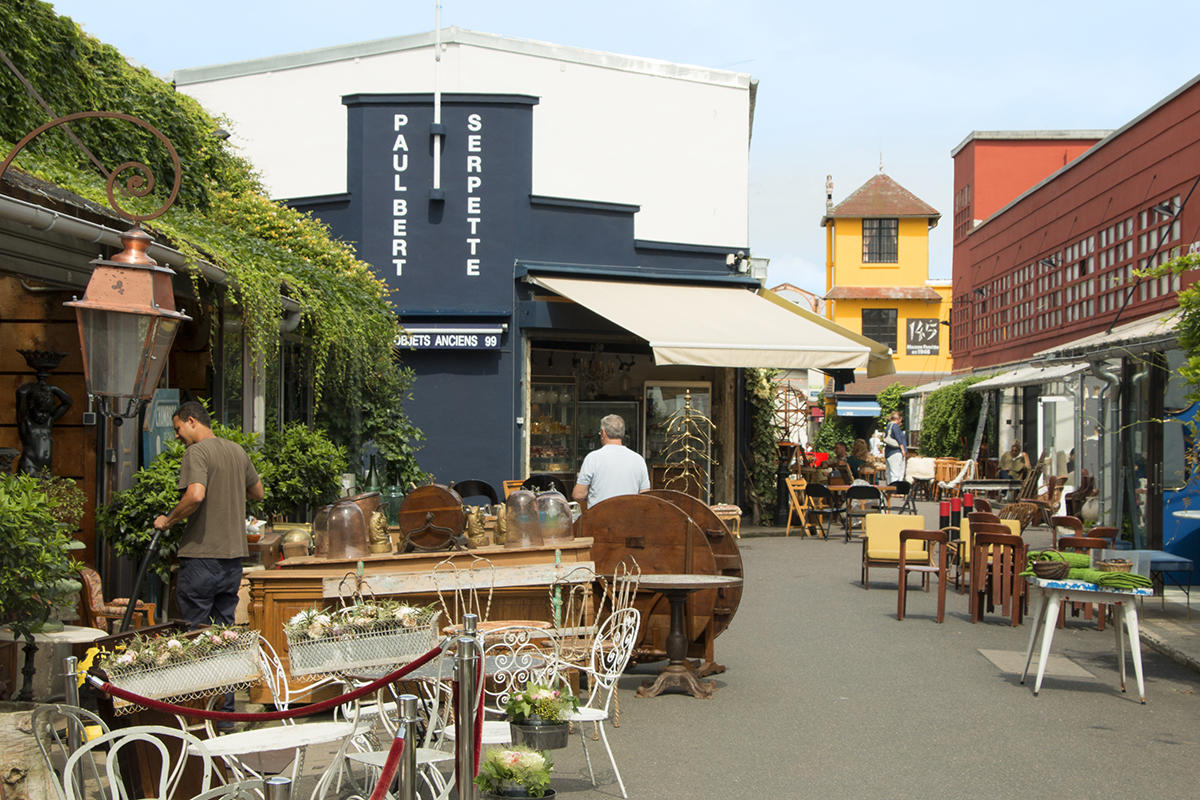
822, 173, 940, 225
825, 286, 942, 301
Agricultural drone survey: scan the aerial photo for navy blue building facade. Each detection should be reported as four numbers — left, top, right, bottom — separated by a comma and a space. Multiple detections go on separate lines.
291, 93, 746, 489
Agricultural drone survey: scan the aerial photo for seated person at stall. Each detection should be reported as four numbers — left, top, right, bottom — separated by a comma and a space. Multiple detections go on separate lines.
828, 441, 853, 484
998, 441, 1031, 480
848, 438, 870, 479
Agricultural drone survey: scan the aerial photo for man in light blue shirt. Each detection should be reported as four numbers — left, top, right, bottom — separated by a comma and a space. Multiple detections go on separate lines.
572, 414, 650, 507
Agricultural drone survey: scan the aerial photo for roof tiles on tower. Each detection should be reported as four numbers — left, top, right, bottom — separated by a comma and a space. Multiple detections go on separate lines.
822, 173, 940, 225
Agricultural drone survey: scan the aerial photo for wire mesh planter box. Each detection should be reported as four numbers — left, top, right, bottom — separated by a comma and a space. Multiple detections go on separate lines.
104, 630, 262, 714
286, 611, 441, 677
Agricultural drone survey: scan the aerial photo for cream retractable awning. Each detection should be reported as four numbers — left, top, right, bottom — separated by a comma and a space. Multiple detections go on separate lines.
528, 275, 895, 375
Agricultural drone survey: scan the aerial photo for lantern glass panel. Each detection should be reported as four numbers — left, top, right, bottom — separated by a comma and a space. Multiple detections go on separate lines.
76, 307, 149, 399
138, 317, 180, 397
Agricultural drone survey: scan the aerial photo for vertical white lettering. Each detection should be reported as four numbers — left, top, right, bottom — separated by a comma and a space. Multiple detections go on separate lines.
393, 259, 406, 275
467, 134, 482, 152
466, 218, 481, 234
465, 115, 483, 277
467, 114, 482, 132
393, 114, 408, 130
466, 238, 480, 255
466, 176, 482, 193
391, 118, 409, 278
467, 197, 481, 214
393, 154, 409, 171
466, 155, 482, 173
466, 258, 480, 276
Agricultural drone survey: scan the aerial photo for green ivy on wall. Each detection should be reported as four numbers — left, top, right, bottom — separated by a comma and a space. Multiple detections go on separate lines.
918, 376, 984, 458
742, 368, 779, 524
875, 382, 912, 429
0, 2, 426, 478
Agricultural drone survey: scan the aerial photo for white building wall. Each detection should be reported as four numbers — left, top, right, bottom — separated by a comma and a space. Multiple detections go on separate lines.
176, 29, 751, 248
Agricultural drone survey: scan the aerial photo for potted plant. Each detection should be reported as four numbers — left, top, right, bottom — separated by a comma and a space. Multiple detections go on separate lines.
474, 745, 555, 798
0, 473, 83, 699
503, 682, 578, 750
258, 422, 347, 524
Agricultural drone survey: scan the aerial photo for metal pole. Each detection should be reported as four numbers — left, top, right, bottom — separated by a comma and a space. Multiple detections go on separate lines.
456, 612, 479, 800
397, 693, 419, 800
63, 656, 80, 758
264, 775, 291, 800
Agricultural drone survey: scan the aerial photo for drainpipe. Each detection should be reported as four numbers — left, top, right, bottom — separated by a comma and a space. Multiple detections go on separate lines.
1127, 362, 1152, 547
1091, 360, 1120, 526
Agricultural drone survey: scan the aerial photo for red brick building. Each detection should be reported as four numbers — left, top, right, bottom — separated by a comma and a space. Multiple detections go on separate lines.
950, 78, 1200, 369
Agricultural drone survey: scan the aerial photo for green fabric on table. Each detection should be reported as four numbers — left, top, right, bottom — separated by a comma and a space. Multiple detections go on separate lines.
1065, 567, 1153, 589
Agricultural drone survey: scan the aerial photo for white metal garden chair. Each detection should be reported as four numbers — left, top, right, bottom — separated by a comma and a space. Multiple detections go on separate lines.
561, 606, 640, 799
186, 638, 361, 800
61, 724, 214, 800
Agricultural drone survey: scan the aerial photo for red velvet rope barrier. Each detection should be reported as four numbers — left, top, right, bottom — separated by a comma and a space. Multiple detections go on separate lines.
89, 642, 445, 722
368, 731, 406, 800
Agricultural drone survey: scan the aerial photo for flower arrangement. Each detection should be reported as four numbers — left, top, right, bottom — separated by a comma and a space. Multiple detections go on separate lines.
474, 746, 554, 798
504, 682, 578, 724
92, 625, 249, 675
283, 600, 436, 641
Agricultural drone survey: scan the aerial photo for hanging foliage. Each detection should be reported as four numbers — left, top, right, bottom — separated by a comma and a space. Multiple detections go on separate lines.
919, 377, 984, 458
875, 382, 912, 430
0, 2, 425, 476
742, 368, 779, 524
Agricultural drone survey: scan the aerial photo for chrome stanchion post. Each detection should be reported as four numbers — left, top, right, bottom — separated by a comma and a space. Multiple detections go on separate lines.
264, 775, 292, 800
63, 655, 81, 781
397, 693, 419, 800
456, 612, 479, 800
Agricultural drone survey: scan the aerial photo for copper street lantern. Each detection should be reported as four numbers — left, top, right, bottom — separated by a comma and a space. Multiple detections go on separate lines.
65, 226, 191, 418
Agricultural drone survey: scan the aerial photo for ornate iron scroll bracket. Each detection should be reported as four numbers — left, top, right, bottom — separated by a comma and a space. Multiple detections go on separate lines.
0, 111, 182, 223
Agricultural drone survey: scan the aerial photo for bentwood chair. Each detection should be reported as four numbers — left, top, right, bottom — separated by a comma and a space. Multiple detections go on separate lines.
1050, 515, 1084, 548
31, 704, 111, 800
451, 479, 499, 506
897, 529, 949, 623
1057, 535, 1112, 630
63, 725, 214, 800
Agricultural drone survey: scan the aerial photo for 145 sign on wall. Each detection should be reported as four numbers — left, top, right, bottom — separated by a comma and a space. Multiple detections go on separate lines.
906, 318, 940, 355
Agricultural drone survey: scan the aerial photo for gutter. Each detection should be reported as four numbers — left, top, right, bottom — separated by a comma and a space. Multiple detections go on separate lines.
0, 193, 301, 313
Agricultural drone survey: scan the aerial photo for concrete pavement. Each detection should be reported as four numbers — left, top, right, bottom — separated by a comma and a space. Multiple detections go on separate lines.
276, 502, 1200, 798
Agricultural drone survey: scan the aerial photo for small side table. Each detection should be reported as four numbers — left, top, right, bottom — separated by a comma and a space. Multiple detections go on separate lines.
633, 574, 744, 699
709, 504, 742, 538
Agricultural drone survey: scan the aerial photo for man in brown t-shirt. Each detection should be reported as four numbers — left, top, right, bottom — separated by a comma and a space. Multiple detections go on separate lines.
154, 401, 263, 628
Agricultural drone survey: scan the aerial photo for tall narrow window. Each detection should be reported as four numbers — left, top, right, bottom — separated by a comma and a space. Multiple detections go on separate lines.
862, 308, 898, 352
862, 218, 899, 263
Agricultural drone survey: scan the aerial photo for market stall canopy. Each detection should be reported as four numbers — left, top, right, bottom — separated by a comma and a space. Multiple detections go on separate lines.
967, 362, 1088, 391
526, 276, 895, 375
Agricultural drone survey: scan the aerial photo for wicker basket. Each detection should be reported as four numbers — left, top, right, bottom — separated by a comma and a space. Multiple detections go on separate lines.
1097, 558, 1133, 573
1032, 559, 1070, 580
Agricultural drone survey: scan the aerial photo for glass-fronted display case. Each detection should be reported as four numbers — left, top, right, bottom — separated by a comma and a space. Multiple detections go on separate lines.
529, 379, 577, 480
644, 382, 712, 501
577, 400, 640, 472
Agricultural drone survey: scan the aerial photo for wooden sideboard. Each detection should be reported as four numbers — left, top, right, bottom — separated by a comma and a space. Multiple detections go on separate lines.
246, 539, 593, 702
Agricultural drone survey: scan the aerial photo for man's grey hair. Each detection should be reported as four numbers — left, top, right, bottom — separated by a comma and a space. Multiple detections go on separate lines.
600, 414, 626, 440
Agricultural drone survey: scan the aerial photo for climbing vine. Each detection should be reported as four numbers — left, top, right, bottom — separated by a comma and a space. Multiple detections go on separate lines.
0, 2, 425, 475
743, 368, 779, 524
919, 376, 984, 457
875, 382, 911, 430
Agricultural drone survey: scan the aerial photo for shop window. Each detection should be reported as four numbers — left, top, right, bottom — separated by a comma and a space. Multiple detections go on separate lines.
862, 308, 898, 351
862, 218, 898, 263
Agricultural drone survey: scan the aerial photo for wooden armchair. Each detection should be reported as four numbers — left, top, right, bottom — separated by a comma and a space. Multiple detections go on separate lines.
897, 529, 949, 622
78, 567, 155, 632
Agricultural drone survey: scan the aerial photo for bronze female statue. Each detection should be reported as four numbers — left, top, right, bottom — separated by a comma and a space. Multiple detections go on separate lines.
15, 350, 72, 476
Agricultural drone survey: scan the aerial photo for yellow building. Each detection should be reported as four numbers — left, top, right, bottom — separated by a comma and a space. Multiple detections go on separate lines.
820, 173, 952, 415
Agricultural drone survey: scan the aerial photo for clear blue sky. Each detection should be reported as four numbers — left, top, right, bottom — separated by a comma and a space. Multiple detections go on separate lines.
48, 0, 1200, 292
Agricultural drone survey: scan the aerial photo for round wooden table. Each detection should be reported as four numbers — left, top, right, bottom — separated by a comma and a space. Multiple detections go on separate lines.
632, 574, 744, 699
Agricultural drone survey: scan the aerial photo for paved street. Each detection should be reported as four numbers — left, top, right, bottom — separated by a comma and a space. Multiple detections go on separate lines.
288, 513, 1200, 799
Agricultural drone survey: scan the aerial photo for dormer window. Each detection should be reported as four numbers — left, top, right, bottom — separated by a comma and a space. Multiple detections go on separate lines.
862, 218, 899, 263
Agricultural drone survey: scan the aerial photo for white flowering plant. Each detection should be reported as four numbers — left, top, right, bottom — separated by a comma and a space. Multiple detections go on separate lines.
474, 746, 553, 797
91, 624, 250, 676
283, 600, 437, 642
503, 681, 578, 724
